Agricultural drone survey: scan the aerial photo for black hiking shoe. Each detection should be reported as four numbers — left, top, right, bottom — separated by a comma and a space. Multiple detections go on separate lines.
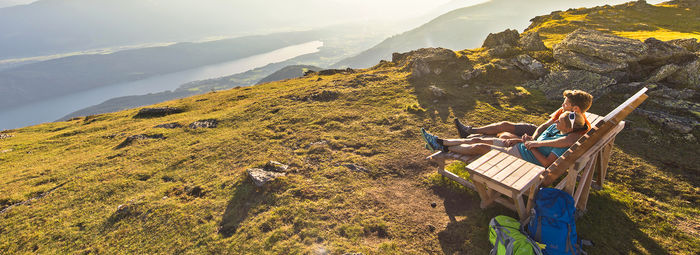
454, 118, 472, 138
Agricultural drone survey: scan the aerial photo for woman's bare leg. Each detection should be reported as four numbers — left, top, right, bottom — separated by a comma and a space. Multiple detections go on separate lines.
447, 143, 493, 155
442, 137, 501, 146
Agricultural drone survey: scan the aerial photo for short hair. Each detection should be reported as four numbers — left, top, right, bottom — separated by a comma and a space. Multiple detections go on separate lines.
563, 90, 593, 112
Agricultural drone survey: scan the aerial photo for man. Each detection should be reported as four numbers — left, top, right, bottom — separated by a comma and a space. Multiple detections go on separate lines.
454, 89, 593, 147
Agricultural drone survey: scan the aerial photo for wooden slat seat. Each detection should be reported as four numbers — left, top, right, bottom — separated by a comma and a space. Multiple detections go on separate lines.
428, 88, 649, 222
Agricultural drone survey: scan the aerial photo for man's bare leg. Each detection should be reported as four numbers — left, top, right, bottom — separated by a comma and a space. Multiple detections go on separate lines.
442, 137, 499, 146
469, 121, 517, 135
447, 143, 494, 155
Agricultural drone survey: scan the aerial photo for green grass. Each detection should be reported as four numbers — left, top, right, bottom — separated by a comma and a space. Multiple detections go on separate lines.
1, 1, 699, 254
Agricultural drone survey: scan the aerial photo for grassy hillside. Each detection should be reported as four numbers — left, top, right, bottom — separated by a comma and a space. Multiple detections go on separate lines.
1, 1, 698, 254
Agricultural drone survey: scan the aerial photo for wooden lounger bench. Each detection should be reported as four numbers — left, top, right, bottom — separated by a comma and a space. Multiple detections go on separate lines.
427, 88, 648, 221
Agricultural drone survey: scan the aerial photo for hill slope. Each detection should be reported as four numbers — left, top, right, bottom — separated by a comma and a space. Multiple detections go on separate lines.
0, 1, 698, 253
256, 65, 323, 85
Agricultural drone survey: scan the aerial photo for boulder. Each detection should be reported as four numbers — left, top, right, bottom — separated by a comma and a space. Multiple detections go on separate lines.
523, 70, 616, 100
519, 32, 548, 51
645, 64, 681, 83
134, 107, 184, 118
553, 47, 628, 73
189, 119, 218, 129
642, 37, 694, 64
392, 48, 469, 79
667, 59, 700, 88
247, 168, 286, 187
554, 28, 647, 72
263, 161, 289, 173
512, 54, 548, 78
487, 44, 521, 58
482, 29, 520, 48
667, 38, 700, 52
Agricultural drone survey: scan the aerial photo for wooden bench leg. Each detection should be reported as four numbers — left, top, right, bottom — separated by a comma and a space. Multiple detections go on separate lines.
474, 181, 494, 209
513, 192, 527, 221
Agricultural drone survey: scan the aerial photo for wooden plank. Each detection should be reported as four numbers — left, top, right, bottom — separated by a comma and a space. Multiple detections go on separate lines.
473, 152, 509, 175
503, 161, 541, 186
575, 156, 597, 211
512, 165, 546, 191
474, 181, 493, 209
482, 155, 518, 178
426, 151, 444, 160
466, 150, 500, 170
473, 175, 514, 195
493, 159, 528, 182
603, 87, 648, 122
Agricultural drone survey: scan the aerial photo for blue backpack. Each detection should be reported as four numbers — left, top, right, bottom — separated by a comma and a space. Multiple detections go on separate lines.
527, 188, 581, 255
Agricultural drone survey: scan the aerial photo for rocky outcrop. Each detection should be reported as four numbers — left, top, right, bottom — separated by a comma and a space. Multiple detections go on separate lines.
519, 32, 548, 51
0, 134, 12, 139
155, 123, 182, 129
512, 54, 548, 78
482, 29, 520, 48
667, 59, 700, 88
523, 70, 616, 100
392, 48, 470, 79
642, 37, 694, 64
646, 64, 681, 83
667, 38, 700, 52
554, 28, 647, 73
134, 107, 184, 118
487, 44, 521, 58
189, 119, 218, 129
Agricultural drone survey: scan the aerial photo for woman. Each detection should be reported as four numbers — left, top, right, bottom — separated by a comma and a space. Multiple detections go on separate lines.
421, 111, 587, 167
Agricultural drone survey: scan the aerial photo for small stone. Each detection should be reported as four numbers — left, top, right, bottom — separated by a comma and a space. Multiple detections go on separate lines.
428, 224, 436, 232
0, 134, 13, 139
264, 161, 289, 172
189, 119, 218, 129
342, 163, 369, 173
429, 85, 446, 97
247, 168, 286, 187
462, 83, 470, 88
430, 202, 437, 208
155, 123, 182, 129
185, 185, 205, 198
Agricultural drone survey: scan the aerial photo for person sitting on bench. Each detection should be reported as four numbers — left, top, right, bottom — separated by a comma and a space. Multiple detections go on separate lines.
455, 90, 593, 147
421, 111, 587, 167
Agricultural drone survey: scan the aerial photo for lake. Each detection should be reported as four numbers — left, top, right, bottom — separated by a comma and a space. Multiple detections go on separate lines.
0, 40, 323, 131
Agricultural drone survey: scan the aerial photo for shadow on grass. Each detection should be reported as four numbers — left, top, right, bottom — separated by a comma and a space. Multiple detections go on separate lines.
218, 180, 269, 238
408, 76, 478, 123
578, 191, 670, 254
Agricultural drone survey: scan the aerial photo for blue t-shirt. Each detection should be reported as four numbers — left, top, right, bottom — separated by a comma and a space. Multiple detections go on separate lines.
516, 124, 569, 166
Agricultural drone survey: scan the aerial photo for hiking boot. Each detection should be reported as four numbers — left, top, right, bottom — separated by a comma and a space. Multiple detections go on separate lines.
454, 118, 472, 138
420, 128, 444, 152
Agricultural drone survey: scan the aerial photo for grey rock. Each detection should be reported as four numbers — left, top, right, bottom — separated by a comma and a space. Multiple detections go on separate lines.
636, 109, 698, 134
134, 107, 184, 118
523, 70, 616, 100
519, 31, 548, 51
391, 48, 467, 79
487, 44, 520, 58
554, 47, 628, 73
0, 134, 12, 139
189, 119, 218, 129
667, 38, 700, 52
482, 29, 520, 48
554, 28, 647, 72
247, 168, 286, 187
461, 68, 484, 81
650, 98, 700, 113
667, 59, 700, 88
642, 37, 694, 64
155, 122, 183, 129
264, 161, 289, 173
115, 134, 165, 149
184, 185, 205, 197
646, 64, 680, 83
512, 54, 548, 77
648, 86, 695, 100
429, 85, 446, 97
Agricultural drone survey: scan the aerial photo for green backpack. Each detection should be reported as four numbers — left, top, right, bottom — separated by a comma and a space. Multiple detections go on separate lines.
489, 215, 543, 255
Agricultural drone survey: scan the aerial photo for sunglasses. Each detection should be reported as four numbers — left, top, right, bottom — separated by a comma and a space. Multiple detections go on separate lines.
568, 112, 576, 130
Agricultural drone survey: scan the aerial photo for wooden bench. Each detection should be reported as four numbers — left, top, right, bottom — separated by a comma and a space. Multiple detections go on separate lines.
428, 88, 648, 221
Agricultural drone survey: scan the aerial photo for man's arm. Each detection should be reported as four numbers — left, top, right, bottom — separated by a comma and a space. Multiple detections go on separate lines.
531, 119, 555, 139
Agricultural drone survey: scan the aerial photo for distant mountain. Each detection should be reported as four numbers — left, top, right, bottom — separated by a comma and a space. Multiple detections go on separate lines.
257, 65, 323, 85
332, 0, 636, 68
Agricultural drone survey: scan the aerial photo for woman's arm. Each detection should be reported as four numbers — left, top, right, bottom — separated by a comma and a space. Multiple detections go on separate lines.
532, 119, 555, 139
529, 148, 559, 167
525, 133, 581, 149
